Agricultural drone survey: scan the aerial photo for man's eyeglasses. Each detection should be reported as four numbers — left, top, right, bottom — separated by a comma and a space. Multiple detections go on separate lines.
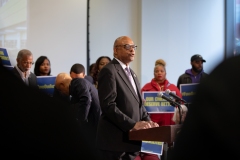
115, 44, 137, 50
22, 61, 34, 65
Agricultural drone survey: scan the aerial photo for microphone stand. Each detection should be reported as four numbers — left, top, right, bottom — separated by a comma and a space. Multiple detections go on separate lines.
169, 100, 182, 124
177, 104, 182, 124
185, 102, 190, 109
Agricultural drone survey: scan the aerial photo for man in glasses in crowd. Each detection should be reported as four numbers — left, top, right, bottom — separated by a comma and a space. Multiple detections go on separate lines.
12, 49, 39, 89
96, 36, 158, 160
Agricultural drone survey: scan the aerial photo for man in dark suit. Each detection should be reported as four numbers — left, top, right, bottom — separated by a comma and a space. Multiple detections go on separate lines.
70, 64, 101, 156
170, 55, 240, 160
69, 63, 101, 127
52, 76, 94, 103
55, 71, 101, 127
97, 36, 159, 160
84, 75, 94, 84
12, 49, 38, 89
55, 64, 101, 156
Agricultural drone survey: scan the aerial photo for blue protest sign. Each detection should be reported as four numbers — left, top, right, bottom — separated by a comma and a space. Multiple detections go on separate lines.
3, 65, 14, 70
142, 91, 175, 113
37, 76, 56, 97
180, 83, 199, 104
141, 141, 163, 155
0, 48, 11, 66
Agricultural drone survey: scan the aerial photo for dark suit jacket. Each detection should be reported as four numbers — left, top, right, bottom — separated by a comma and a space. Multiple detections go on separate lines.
12, 67, 39, 90
52, 86, 71, 103
170, 55, 240, 160
70, 78, 101, 127
70, 78, 101, 154
84, 75, 94, 84
96, 58, 150, 152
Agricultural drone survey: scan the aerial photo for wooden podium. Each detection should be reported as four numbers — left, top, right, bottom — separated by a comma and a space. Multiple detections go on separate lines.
129, 125, 182, 160
129, 125, 182, 143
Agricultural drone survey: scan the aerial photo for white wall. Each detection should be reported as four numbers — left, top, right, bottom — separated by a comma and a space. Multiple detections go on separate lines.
0, 0, 87, 76
0, 0, 27, 66
27, 0, 87, 75
141, 0, 225, 86
90, 0, 225, 87
89, 0, 141, 76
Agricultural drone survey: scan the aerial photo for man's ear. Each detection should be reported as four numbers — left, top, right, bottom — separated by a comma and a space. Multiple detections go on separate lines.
114, 47, 118, 56
59, 82, 65, 89
70, 72, 75, 79
16, 58, 20, 64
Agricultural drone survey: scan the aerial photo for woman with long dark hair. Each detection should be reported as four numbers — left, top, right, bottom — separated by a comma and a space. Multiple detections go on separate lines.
34, 56, 51, 76
92, 56, 111, 88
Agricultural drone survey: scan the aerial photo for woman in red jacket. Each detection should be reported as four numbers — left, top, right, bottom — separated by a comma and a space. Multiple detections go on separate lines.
141, 59, 182, 126
137, 59, 182, 160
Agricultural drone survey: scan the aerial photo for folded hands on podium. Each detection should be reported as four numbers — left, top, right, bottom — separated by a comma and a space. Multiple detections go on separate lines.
130, 121, 159, 132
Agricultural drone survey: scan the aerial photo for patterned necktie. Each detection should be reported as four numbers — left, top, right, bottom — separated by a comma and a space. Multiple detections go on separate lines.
125, 67, 131, 82
125, 67, 137, 94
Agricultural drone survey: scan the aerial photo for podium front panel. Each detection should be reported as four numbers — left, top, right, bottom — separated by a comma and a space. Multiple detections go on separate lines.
129, 125, 181, 143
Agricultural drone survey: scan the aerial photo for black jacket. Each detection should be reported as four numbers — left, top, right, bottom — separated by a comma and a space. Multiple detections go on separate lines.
177, 71, 208, 89
12, 67, 39, 90
96, 58, 150, 152
70, 78, 101, 127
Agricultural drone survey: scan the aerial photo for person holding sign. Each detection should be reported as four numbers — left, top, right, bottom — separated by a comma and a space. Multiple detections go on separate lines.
140, 59, 182, 160
141, 59, 182, 126
171, 55, 240, 160
177, 54, 208, 89
34, 56, 56, 97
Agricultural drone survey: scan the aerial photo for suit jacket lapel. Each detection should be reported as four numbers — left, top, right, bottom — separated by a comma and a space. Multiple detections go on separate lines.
130, 69, 142, 99
13, 67, 21, 79
113, 59, 140, 103
28, 73, 33, 87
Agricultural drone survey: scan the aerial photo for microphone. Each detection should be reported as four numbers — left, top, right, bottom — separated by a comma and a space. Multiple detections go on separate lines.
165, 89, 187, 103
157, 92, 181, 106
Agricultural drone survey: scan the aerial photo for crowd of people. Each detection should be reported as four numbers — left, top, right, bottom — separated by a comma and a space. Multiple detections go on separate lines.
2, 35, 232, 160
